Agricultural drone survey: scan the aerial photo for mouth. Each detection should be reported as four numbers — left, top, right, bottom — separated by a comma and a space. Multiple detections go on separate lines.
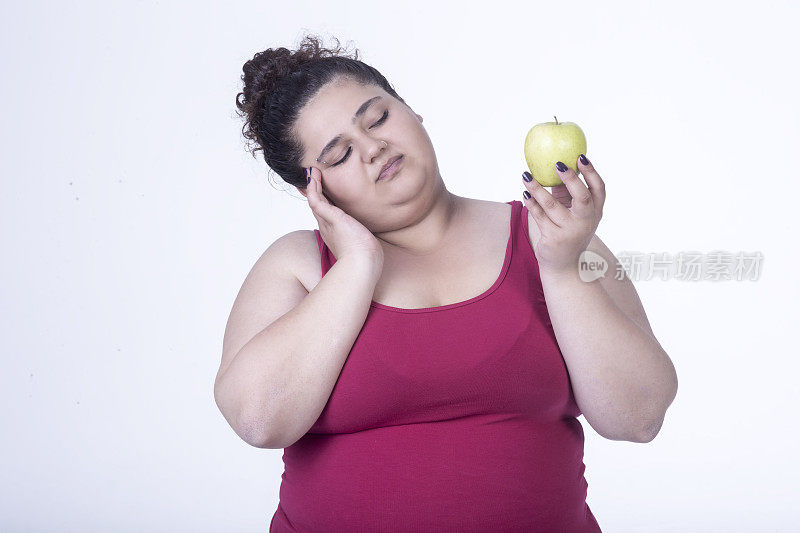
377, 155, 403, 182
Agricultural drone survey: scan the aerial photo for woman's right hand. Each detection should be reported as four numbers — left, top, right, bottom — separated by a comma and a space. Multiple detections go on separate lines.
305, 166, 384, 266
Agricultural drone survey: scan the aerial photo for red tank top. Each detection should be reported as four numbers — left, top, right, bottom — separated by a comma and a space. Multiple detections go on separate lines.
269, 200, 602, 532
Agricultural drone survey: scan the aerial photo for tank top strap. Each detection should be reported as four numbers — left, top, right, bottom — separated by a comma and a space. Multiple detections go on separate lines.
511, 199, 538, 266
508, 198, 547, 301
313, 228, 335, 277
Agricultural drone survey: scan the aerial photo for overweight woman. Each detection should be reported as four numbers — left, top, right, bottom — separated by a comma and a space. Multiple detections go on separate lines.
214, 35, 678, 533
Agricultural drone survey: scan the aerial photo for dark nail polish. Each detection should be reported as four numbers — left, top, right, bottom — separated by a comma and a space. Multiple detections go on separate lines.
523, 190, 531, 200
522, 171, 532, 182
579, 154, 589, 166
306, 167, 311, 184
556, 161, 568, 172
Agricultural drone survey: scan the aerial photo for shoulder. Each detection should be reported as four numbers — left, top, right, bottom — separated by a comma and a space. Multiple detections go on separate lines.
258, 229, 321, 291
462, 197, 513, 220
274, 228, 320, 257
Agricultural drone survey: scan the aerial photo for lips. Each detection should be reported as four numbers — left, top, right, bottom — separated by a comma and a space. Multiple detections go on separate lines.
378, 155, 403, 181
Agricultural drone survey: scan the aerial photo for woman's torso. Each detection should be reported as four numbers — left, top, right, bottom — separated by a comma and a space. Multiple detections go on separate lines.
269, 198, 601, 532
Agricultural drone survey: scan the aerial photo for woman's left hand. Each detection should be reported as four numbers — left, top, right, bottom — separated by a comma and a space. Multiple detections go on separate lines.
522, 155, 605, 276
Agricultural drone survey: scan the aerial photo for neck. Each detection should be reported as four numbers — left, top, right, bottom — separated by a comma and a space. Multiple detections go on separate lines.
374, 181, 464, 257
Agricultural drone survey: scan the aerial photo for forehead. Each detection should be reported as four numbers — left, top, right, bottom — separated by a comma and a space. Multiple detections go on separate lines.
295, 79, 385, 152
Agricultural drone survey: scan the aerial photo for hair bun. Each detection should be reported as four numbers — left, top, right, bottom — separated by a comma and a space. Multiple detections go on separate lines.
237, 35, 357, 113
240, 47, 297, 108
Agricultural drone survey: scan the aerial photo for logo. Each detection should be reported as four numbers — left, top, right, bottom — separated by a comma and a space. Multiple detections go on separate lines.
578, 250, 608, 282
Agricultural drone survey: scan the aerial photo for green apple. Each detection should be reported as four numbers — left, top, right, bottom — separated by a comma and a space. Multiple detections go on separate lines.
524, 117, 587, 186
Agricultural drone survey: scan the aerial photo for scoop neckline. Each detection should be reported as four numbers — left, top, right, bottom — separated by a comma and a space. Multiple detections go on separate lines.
368, 200, 516, 314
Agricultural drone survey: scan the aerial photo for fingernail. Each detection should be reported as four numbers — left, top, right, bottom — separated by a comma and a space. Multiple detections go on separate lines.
556, 161, 568, 172
306, 167, 311, 184
579, 154, 589, 166
522, 171, 532, 182
523, 190, 531, 200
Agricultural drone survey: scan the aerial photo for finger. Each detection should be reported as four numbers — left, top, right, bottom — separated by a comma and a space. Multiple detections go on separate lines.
313, 167, 338, 207
577, 154, 606, 217
523, 191, 559, 236
306, 167, 333, 224
555, 160, 593, 218
550, 184, 572, 208
522, 171, 569, 227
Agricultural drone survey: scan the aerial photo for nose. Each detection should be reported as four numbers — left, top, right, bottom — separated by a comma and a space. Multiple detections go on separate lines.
367, 138, 388, 162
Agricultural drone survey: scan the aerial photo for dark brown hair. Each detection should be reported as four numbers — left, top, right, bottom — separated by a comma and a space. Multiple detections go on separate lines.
235, 34, 408, 190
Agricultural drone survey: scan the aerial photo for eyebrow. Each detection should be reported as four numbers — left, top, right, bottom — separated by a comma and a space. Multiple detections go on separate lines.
316, 95, 383, 163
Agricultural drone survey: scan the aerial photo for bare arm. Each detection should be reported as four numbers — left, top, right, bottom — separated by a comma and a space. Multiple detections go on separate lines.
527, 212, 676, 442
214, 239, 383, 449
586, 233, 658, 340
539, 264, 678, 443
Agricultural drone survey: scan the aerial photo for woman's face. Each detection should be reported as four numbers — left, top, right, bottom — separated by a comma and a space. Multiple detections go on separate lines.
294, 78, 439, 225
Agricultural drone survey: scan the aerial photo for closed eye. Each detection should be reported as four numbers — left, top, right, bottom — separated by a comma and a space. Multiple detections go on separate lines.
331, 111, 389, 167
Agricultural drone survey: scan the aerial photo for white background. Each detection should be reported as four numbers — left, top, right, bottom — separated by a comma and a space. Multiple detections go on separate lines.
2, 1, 798, 531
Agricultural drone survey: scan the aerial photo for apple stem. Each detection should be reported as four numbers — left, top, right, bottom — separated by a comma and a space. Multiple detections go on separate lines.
554, 115, 559, 125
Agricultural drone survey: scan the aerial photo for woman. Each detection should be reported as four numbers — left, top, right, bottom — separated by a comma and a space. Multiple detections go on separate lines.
214, 35, 678, 533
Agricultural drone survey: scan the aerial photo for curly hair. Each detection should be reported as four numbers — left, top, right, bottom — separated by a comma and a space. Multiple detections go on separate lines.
235, 34, 408, 190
